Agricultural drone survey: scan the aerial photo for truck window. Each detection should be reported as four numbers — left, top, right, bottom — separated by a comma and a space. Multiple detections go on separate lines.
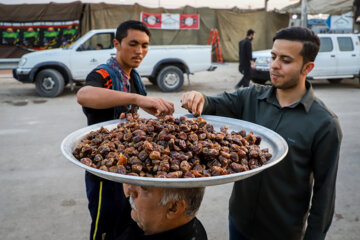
77, 33, 114, 51
337, 37, 354, 51
319, 37, 333, 52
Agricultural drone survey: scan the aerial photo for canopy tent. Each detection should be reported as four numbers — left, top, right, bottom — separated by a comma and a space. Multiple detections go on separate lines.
0, 0, 297, 11
0, 2, 83, 57
0, 2, 82, 21
81, 3, 289, 61
0, 2, 289, 61
281, 0, 354, 15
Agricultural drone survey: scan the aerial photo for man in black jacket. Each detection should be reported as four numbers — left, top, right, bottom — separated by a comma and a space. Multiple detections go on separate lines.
236, 29, 255, 88
355, 0, 360, 23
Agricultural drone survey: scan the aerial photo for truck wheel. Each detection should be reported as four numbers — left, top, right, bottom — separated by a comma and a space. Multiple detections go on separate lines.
35, 69, 65, 97
148, 76, 157, 85
156, 66, 184, 92
328, 78, 342, 84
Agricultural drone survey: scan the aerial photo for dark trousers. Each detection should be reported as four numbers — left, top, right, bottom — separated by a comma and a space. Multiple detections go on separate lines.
229, 215, 250, 240
85, 171, 132, 240
237, 67, 251, 87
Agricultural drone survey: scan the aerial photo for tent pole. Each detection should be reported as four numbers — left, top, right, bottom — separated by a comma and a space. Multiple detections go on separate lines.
300, 0, 307, 27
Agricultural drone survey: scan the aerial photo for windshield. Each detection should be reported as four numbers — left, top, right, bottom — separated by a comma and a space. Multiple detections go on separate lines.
65, 32, 94, 49
77, 32, 115, 51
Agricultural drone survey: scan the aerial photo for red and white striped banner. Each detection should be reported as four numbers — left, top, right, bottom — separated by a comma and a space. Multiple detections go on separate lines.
141, 12, 199, 30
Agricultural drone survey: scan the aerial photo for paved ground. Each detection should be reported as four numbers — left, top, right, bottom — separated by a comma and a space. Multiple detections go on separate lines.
0, 64, 359, 240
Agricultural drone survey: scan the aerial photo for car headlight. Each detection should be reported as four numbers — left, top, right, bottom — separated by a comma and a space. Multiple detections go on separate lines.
19, 57, 27, 66
255, 56, 271, 66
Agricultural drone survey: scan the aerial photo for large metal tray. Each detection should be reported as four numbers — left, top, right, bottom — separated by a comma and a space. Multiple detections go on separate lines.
61, 114, 288, 188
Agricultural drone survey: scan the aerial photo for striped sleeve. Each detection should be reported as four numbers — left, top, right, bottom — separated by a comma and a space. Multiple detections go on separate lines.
85, 69, 112, 89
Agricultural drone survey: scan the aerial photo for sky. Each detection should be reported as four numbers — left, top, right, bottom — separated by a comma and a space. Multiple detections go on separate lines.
0, 0, 301, 10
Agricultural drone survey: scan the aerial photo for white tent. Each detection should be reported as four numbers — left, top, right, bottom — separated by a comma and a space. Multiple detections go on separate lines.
281, 0, 353, 15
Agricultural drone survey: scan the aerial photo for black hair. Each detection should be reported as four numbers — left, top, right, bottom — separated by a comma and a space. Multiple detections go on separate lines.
247, 29, 255, 36
273, 27, 320, 64
115, 20, 151, 43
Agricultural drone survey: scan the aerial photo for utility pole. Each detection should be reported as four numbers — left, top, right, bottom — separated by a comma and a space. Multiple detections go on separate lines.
265, 0, 269, 11
300, 0, 307, 27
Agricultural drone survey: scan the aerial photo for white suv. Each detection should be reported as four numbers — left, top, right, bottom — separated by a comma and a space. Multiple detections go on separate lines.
251, 34, 360, 84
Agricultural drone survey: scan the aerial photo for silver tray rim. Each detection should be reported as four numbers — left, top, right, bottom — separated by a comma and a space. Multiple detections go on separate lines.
61, 114, 288, 188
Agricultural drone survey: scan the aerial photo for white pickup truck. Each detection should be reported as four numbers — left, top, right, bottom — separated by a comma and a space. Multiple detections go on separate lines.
251, 33, 360, 84
13, 29, 216, 97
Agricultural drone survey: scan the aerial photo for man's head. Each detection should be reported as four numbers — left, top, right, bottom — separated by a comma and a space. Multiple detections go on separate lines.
124, 184, 205, 235
247, 29, 255, 40
113, 20, 151, 72
270, 27, 320, 89
115, 20, 151, 43
96, 43, 103, 50
273, 27, 320, 65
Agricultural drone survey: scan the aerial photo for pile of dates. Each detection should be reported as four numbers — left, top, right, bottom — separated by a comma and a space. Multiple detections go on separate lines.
73, 115, 272, 178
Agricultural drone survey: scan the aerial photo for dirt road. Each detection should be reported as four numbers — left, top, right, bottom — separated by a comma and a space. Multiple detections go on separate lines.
0, 65, 359, 239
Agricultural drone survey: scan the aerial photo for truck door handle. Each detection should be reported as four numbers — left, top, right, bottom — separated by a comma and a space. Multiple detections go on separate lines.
330, 55, 335, 57
90, 58, 97, 63
352, 54, 356, 57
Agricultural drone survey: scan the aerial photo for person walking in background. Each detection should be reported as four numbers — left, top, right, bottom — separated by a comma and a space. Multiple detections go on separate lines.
236, 29, 255, 88
77, 20, 174, 240
355, 0, 360, 23
181, 27, 342, 240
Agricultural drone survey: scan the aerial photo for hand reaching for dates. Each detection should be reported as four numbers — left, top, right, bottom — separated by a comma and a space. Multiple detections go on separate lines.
135, 95, 174, 119
181, 91, 204, 117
